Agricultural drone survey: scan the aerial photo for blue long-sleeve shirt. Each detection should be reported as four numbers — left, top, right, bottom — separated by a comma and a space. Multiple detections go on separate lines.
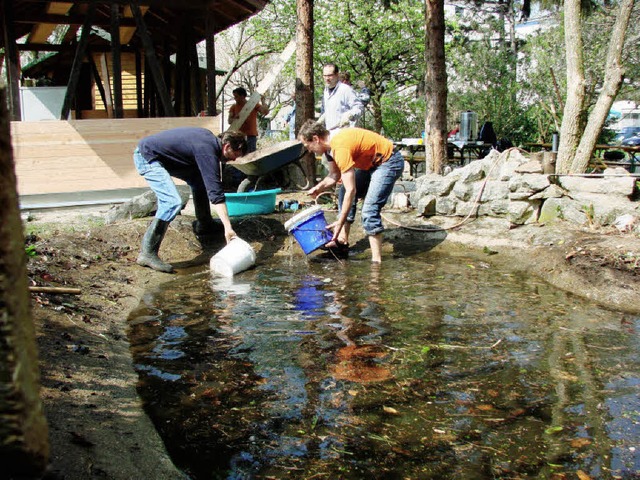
137, 127, 226, 204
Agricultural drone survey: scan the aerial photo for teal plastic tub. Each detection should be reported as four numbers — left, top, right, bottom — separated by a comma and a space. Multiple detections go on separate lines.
225, 188, 281, 217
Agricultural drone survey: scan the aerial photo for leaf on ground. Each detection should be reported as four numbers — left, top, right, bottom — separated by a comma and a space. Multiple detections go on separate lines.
571, 438, 592, 448
383, 406, 399, 415
545, 425, 563, 435
576, 470, 592, 480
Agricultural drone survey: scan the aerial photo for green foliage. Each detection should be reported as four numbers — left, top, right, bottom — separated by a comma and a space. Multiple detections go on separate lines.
238, 0, 639, 145
446, 11, 542, 145
313, 0, 425, 132
25, 244, 37, 257
379, 86, 425, 139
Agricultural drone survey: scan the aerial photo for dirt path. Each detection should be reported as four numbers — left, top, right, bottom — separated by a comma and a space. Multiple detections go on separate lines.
22, 200, 640, 478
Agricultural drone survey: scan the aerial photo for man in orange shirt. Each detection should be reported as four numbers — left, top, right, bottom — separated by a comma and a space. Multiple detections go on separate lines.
298, 120, 404, 263
228, 87, 269, 153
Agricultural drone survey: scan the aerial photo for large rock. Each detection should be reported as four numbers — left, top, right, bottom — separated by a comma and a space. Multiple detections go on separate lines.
557, 174, 636, 197
539, 197, 588, 225
104, 186, 191, 224
507, 200, 540, 225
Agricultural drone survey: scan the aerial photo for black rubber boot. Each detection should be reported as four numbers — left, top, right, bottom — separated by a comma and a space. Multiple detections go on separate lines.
191, 187, 217, 238
137, 218, 174, 273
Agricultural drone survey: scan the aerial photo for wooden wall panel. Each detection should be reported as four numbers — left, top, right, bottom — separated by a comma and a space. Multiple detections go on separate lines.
92, 52, 141, 112
11, 116, 221, 195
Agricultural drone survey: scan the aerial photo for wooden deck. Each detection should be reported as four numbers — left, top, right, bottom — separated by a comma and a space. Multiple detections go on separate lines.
11, 116, 221, 195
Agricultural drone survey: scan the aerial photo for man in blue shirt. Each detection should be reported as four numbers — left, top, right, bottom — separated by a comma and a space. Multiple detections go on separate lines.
133, 128, 247, 273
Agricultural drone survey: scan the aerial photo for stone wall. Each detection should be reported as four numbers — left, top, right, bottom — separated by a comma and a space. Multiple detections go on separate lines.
407, 149, 639, 231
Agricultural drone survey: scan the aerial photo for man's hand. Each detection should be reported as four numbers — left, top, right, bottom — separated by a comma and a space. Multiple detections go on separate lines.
338, 112, 352, 128
307, 185, 323, 199
225, 228, 238, 243
325, 220, 344, 243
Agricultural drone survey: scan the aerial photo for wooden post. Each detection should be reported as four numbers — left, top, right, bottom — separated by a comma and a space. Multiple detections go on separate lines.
61, 0, 97, 120
99, 53, 114, 118
110, 2, 124, 118
205, 14, 217, 116
182, 24, 193, 116
1, 0, 23, 121
88, 54, 109, 113
542, 151, 557, 174
190, 39, 204, 115
130, 2, 174, 117
135, 49, 143, 116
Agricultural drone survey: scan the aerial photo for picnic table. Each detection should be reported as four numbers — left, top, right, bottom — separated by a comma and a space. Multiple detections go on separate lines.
526, 143, 640, 173
394, 139, 493, 176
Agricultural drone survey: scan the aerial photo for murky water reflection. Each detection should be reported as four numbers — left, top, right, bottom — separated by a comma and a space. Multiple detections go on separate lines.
128, 250, 640, 479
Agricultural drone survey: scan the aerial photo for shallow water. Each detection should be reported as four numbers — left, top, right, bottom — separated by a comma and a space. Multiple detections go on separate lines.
128, 249, 640, 479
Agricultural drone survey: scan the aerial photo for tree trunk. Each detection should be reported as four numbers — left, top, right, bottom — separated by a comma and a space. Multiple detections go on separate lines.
424, 0, 447, 174
371, 90, 383, 134
0, 88, 50, 477
296, 0, 316, 186
570, 0, 634, 173
556, 0, 586, 174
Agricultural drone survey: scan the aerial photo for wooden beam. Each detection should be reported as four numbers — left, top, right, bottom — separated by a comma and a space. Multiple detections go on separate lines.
173, 18, 185, 115
135, 49, 143, 116
176, 19, 192, 116
17, 43, 136, 53
88, 54, 109, 113
27, 2, 74, 44
99, 53, 114, 118
110, 2, 124, 118
14, 13, 137, 28
189, 36, 203, 115
119, 5, 148, 44
1, 0, 23, 121
228, 38, 296, 132
205, 13, 216, 116
60, 0, 97, 120
130, 2, 174, 116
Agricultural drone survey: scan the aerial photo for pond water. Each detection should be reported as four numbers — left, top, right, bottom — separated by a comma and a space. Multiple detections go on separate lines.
128, 248, 640, 479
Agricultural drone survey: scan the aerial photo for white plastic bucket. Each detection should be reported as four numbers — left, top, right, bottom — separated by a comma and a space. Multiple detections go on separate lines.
209, 237, 256, 277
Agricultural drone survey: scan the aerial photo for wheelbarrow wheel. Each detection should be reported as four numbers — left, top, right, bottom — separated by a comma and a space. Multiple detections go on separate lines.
288, 160, 311, 191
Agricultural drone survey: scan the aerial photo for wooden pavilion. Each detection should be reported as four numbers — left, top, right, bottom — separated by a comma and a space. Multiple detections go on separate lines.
1, 0, 269, 196
2, 0, 269, 120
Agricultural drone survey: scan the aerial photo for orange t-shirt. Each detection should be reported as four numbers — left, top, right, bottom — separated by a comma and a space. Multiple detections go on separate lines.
330, 128, 394, 172
229, 103, 261, 136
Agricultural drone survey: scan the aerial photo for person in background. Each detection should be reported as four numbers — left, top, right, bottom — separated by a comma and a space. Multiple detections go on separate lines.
339, 71, 351, 85
354, 80, 371, 127
338, 73, 370, 128
228, 87, 269, 153
285, 97, 296, 141
448, 123, 460, 139
320, 63, 362, 138
134, 128, 247, 273
298, 120, 404, 263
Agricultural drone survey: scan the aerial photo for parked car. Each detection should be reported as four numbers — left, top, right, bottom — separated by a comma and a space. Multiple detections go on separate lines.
614, 126, 640, 144
622, 134, 640, 147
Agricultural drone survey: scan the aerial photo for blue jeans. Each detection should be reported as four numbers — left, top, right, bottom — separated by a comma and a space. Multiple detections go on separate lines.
133, 149, 183, 222
338, 150, 404, 236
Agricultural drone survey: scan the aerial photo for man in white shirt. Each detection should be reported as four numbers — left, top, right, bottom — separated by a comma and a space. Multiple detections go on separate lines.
321, 63, 362, 138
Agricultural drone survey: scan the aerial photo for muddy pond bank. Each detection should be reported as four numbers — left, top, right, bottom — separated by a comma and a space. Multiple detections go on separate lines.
23, 202, 640, 478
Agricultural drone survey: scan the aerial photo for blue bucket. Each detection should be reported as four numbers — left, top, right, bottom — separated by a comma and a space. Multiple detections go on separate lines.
284, 205, 332, 254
